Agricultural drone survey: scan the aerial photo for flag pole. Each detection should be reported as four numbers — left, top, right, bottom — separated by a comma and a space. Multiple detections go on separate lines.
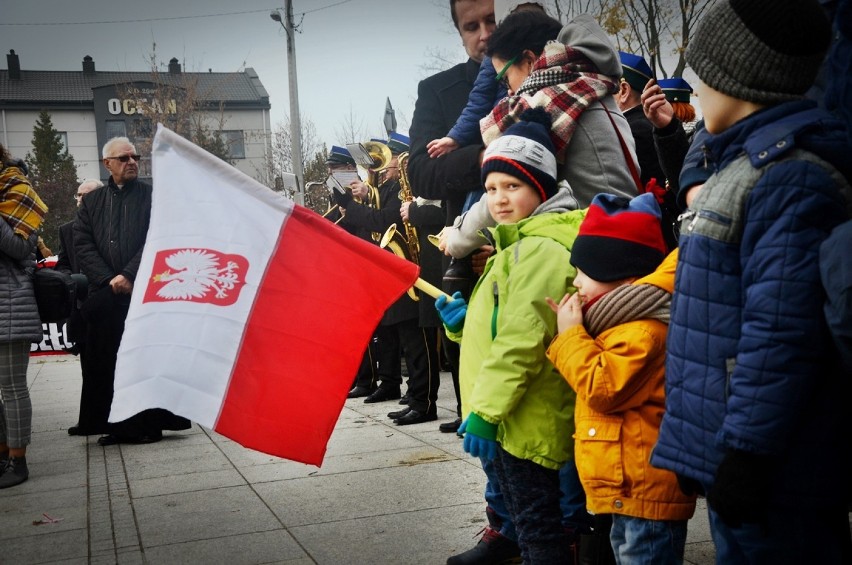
414, 278, 451, 300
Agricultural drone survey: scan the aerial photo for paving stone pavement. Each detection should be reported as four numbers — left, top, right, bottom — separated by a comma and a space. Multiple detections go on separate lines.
2, 356, 718, 564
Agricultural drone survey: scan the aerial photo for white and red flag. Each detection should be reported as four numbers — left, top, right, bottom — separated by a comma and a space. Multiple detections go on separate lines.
110, 124, 418, 465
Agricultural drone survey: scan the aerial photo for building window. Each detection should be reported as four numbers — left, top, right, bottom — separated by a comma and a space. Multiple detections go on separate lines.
58, 132, 68, 154
105, 120, 127, 140
220, 130, 245, 159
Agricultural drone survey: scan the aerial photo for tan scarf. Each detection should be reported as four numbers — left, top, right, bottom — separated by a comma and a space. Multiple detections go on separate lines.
584, 283, 671, 338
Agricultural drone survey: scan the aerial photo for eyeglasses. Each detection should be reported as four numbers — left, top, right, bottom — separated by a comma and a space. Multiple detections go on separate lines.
73, 193, 84, 201
495, 55, 519, 89
106, 154, 141, 163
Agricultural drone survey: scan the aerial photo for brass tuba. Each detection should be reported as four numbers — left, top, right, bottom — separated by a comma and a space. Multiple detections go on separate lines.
346, 141, 391, 212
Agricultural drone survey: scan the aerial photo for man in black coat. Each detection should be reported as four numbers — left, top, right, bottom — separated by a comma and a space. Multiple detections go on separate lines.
74, 137, 190, 445
616, 51, 683, 250
57, 178, 101, 435
407, 0, 496, 439
324, 146, 381, 399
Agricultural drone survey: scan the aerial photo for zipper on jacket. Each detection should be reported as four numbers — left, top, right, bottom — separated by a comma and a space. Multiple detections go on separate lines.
491, 281, 499, 340
678, 210, 698, 232
725, 357, 736, 400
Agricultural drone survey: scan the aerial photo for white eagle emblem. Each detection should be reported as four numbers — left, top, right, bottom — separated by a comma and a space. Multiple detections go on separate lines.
152, 249, 241, 300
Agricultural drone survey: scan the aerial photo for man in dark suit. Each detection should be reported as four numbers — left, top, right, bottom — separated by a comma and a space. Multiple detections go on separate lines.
57, 179, 101, 435
407, 0, 495, 439
407, 2, 524, 564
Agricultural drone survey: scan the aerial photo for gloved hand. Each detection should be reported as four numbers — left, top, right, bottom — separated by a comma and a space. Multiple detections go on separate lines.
459, 413, 498, 461
707, 449, 772, 528
332, 187, 353, 208
435, 291, 467, 332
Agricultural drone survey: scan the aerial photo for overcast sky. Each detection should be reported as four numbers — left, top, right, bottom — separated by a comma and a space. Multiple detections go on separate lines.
1, 0, 466, 149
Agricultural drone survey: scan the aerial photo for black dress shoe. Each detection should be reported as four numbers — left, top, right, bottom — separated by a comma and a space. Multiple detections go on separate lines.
363, 387, 401, 404
439, 417, 462, 433
347, 386, 375, 399
97, 434, 121, 446
395, 409, 438, 426
398, 392, 410, 405
387, 407, 411, 420
68, 425, 86, 436
97, 431, 163, 446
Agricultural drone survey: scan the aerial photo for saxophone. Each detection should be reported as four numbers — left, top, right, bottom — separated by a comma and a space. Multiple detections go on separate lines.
379, 151, 421, 301
396, 151, 420, 265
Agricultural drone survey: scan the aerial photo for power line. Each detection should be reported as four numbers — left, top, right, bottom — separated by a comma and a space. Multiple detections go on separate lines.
0, 1, 354, 27
0, 8, 276, 26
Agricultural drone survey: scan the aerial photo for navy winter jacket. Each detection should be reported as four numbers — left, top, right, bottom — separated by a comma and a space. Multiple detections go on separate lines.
651, 100, 852, 510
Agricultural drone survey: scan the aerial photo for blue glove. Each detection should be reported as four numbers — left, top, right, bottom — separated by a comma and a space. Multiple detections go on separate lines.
464, 432, 498, 461
459, 414, 499, 461
435, 291, 467, 333
456, 418, 467, 438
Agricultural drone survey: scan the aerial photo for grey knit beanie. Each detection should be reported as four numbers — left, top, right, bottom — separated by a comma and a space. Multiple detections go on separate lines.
686, 0, 831, 105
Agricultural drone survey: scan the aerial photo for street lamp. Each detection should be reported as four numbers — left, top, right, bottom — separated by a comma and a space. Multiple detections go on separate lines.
270, 1, 305, 206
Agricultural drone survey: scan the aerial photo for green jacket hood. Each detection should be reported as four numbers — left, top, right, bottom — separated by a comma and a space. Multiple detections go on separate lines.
491, 199, 586, 251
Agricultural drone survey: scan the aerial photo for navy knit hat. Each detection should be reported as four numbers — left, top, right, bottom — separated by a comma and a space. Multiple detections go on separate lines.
686, 0, 831, 104
481, 108, 558, 202
571, 193, 666, 282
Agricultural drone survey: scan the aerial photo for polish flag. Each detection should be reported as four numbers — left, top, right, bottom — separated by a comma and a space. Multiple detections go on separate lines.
110, 124, 418, 466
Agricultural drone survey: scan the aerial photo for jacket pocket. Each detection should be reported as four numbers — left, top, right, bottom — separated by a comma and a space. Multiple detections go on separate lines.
574, 416, 623, 488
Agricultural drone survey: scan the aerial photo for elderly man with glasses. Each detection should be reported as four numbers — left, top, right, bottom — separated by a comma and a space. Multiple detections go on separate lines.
73, 137, 190, 446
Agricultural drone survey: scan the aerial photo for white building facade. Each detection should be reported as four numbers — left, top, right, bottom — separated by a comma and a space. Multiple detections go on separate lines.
1, 50, 272, 182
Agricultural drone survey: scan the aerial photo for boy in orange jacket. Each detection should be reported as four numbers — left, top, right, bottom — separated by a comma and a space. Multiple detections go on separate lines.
546, 193, 696, 563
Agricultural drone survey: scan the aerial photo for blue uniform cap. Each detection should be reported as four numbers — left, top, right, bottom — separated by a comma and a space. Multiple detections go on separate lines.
387, 132, 410, 155
619, 51, 655, 92
327, 145, 356, 166
658, 77, 693, 103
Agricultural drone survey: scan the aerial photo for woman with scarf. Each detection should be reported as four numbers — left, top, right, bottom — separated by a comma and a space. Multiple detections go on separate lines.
441, 9, 639, 262
0, 143, 47, 489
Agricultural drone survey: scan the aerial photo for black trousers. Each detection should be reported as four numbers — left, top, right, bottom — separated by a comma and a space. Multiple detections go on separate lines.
351, 333, 378, 390
376, 320, 439, 414
441, 275, 476, 417
80, 288, 191, 438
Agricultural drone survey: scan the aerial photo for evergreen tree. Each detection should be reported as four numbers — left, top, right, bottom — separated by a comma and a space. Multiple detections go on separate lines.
25, 110, 79, 253
303, 147, 331, 214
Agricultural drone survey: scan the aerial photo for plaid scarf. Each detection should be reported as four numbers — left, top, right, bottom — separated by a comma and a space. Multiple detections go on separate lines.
584, 283, 670, 338
0, 164, 48, 237
481, 41, 618, 162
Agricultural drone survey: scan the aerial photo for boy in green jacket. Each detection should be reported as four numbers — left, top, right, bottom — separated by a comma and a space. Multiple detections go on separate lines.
436, 108, 585, 564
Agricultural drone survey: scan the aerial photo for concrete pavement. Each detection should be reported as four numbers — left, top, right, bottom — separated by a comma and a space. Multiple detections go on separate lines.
2, 355, 717, 564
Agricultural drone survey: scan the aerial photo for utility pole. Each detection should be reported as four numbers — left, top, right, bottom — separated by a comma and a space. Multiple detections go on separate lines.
271, 1, 304, 205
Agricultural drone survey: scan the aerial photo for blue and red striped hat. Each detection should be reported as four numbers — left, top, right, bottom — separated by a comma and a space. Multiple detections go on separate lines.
571, 193, 666, 282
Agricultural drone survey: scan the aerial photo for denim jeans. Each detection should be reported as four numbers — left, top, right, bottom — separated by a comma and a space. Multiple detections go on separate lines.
609, 515, 687, 565
708, 503, 852, 564
483, 455, 591, 543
